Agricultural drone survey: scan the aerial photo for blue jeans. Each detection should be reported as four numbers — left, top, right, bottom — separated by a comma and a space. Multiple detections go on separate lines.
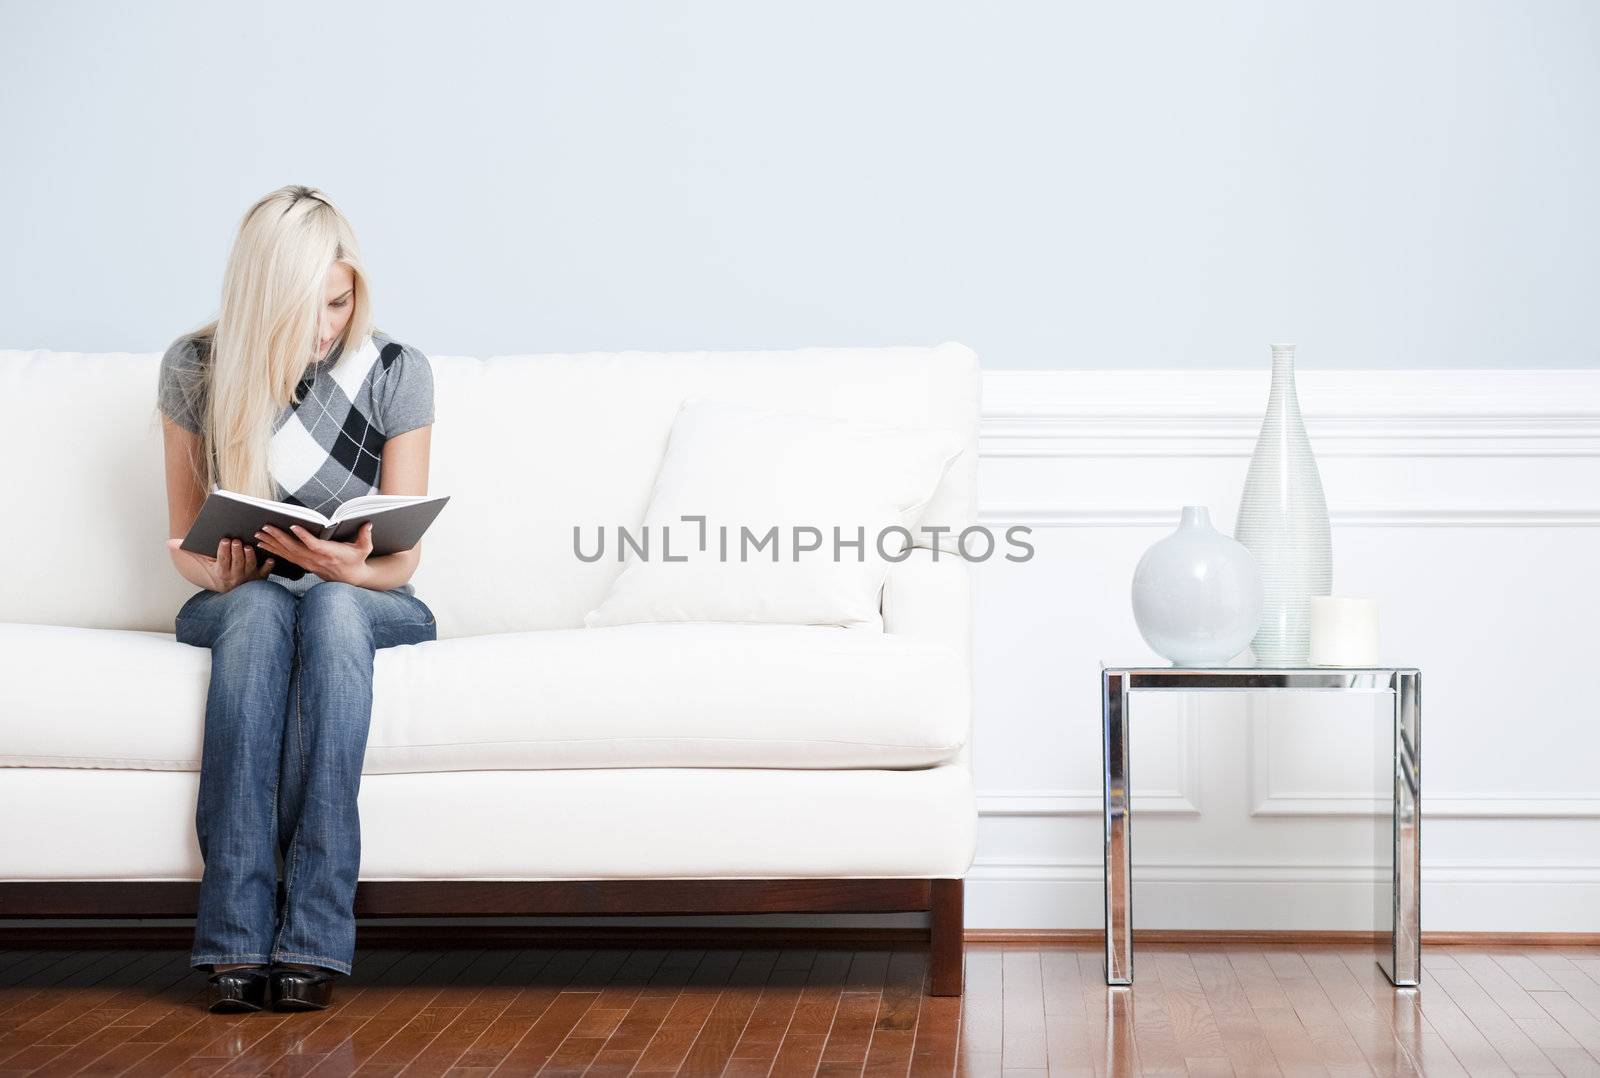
174, 577, 437, 975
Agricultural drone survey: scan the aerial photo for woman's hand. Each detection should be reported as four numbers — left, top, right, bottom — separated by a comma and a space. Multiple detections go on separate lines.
254, 522, 375, 587
166, 536, 275, 593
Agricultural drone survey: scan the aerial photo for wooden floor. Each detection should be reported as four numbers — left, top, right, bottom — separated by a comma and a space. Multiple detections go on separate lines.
1, 943, 1598, 1076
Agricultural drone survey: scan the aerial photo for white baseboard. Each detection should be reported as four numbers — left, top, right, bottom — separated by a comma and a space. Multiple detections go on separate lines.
967, 858, 1600, 934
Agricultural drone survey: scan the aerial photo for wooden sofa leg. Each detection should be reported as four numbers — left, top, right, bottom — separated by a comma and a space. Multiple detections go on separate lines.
929, 877, 965, 996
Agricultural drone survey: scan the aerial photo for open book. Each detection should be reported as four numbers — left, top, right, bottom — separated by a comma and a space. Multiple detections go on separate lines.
180, 489, 450, 580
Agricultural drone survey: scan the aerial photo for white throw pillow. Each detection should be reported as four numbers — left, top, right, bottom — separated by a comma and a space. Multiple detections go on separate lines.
582, 397, 964, 628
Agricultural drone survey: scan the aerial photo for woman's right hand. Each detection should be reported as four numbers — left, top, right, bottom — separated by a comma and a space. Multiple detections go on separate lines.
166, 537, 275, 592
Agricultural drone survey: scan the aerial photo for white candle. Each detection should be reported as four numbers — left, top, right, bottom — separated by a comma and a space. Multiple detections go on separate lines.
1309, 597, 1380, 666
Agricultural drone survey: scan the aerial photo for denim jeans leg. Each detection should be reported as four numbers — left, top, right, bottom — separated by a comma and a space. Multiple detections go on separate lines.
177, 579, 298, 973
271, 581, 437, 975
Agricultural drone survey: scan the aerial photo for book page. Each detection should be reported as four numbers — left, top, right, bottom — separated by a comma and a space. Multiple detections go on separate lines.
329, 493, 433, 522
215, 488, 329, 527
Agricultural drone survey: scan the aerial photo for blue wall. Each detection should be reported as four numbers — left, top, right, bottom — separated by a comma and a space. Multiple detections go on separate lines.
2, 0, 1596, 368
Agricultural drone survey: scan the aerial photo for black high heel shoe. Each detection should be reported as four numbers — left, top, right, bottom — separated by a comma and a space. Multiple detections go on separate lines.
269, 964, 339, 1011
205, 965, 270, 1012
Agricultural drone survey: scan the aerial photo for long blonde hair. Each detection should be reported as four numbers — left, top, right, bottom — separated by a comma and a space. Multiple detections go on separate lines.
166, 184, 376, 499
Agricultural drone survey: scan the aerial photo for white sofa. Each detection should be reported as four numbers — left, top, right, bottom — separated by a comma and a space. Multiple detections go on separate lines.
0, 341, 979, 994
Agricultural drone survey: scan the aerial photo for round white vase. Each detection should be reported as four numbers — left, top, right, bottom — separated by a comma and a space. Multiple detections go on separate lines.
1131, 505, 1264, 667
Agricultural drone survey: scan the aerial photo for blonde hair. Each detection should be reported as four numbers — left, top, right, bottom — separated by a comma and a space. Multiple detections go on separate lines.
165, 184, 377, 499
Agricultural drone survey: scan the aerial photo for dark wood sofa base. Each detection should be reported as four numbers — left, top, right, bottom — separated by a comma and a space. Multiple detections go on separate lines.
0, 877, 966, 996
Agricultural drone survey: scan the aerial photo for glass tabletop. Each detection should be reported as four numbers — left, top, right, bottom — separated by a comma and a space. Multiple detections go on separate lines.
1100, 660, 1418, 674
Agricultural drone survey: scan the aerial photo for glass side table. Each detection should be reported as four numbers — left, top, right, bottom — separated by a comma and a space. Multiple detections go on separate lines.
1100, 663, 1421, 988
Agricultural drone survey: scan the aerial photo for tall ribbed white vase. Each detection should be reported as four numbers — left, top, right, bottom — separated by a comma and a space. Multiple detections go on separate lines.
1233, 343, 1332, 665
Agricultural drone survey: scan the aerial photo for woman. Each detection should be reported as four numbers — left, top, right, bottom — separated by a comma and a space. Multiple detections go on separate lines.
156, 184, 438, 1014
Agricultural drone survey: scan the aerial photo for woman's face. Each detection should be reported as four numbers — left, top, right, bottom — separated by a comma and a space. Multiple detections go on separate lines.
317, 261, 356, 360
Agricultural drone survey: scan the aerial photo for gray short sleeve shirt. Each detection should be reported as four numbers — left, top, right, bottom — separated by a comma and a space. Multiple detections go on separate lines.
157, 328, 435, 595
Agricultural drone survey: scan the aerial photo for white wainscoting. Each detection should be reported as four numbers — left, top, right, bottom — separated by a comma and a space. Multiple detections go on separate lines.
967, 368, 1600, 933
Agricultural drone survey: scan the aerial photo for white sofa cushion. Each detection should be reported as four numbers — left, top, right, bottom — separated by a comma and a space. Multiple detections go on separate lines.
0, 621, 969, 774
583, 397, 962, 629
0, 765, 978, 880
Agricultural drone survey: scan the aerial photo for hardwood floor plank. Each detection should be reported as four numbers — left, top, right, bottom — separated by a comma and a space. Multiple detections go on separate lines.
1551, 969, 1600, 1025
1572, 957, 1600, 988
1456, 953, 1552, 1021
863, 949, 930, 1078
1430, 967, 1559, 1075
587, 949, 712, 1076
1514, 1013, 1600, 1077
722, 949, 815, 1076
10, 938, 1598, 1076
253, 949, 455, 1075
0, 950, 156, 1037
819, 989, 883, 1069
448, 948, 593, 1070
1526, 952, 1582, 976
169, 949, 410, 1075
0, 950, 79, 1011
910, 951, 962, 1078
1000, 949, 1048, 1072
534, 949, 663, 1076
769, 1031, 828, 1077
1408, 1033, 1472, 1078
0, 950, 145, 1032
272, 950, 477, 1075
1332, 952, 1422, 1028
0, 954, 30, 979
1076, 950, 1134, 1078
1298, 950, 1420, 1077
1151, 952, 1228, 1064
205, 948, 401, 1076
391, 948, 557, 1076
0, 951, 94, 1009
1493, 953, 1565, 993
479, 986, 600, 1074
818, 950, 891, 1069
1535, 991, 1600, 1055
766, 951, 857, 1076
673, 949, 781, 1076
482, 949, 635, 1074
1037, 949, 1094, 1078
114, 995, 289, 1076
1223, 950, 1326, 1077
628, 948, 742, 1074
875, 950, 928, 1038
957, 948, 1003, 1075
2, 950, 175, 1047
1190, 950, 1282, 1078
0, 951, 191, 1074
1420, 951, 1463, 975
1124, 951, 1185, 1076
848, 951, 894, 993
775, 949, 848, 1041
1259, 950, 1371, 1076
343, 948, 514, 1075
1413, 966, 1516, 1078
1333, 948, 1442, 1058
83, 959, 293, 1076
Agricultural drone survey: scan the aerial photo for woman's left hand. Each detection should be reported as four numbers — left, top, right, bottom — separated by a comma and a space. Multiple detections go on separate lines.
255, 522, 375, 587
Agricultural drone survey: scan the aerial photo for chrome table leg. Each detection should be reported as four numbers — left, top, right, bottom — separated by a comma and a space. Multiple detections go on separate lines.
1381, 669, 1422, 987
1103, 669, 1132, 986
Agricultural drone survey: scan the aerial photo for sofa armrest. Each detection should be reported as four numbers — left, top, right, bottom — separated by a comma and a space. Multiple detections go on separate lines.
881, 547, 973, 773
